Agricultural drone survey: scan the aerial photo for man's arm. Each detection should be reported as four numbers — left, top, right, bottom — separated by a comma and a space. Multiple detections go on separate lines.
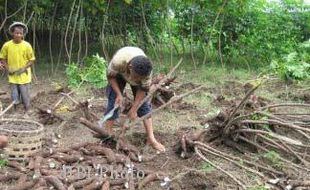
107, 73, 123, 107
128, 73, 152, 119
132, 88, 146, 111
107, 57, 125, 107
128, 88, 146, 120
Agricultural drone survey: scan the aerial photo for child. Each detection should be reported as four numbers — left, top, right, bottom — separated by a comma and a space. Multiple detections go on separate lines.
0, 22, 35, 113
104, 46, 165, 152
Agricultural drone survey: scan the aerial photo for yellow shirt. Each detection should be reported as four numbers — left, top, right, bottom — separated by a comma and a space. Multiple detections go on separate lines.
0, 40, 35, 84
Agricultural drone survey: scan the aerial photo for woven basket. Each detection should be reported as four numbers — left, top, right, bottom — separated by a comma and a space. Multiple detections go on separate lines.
0, 118, 44, 161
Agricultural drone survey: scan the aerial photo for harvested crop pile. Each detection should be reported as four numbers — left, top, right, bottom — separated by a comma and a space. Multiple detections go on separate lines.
178, 83, 310, 189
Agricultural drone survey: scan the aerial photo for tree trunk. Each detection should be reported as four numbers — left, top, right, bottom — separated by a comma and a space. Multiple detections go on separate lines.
49, 3, 58, 74
64, 0, 77, 63
190, 5, 197, 68
69, 0, 81, 64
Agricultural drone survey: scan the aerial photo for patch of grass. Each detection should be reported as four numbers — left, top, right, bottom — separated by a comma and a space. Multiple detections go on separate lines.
33, 58, 66, 78
249, 114, 273, 131
179, 64, 253, 87
184, 91, 213, 110
155, 111, 183, 132
155, 108, 202, 132
262, 150, 283, 169
181, 66, 229, 86
153, 56, 253, 85
200, 163, 214, 173
203, 108, 221, 119
0, 159, 8, 168
231, 68, 254, 81
247, 185, 269, 190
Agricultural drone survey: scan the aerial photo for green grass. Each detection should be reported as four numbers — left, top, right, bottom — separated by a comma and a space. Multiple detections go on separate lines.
176, 61, 254, 87
200, 163, 214, 173
32, 52, 256, 88
247, 186, 269, 190
184, 91, 213, 110
262, 151, 283, 169
0, 159, 8, 168
26, 53, 279, 111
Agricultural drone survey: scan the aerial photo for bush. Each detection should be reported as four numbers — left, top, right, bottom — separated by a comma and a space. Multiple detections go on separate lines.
270, 40, 310, 81
65, 54, 108, 88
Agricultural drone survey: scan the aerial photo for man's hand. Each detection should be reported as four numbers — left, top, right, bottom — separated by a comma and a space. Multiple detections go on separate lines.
128, 108, 138, 121
149, 84, 158, 93
115, 94, 123, 108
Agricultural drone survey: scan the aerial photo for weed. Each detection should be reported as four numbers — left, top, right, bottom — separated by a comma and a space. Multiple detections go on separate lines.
200, 163, 214, 173
247, 185, 269, 190
262, 151, 283, 169
65, 54, 108, 89
271, 40, 310, 81
0, 159, 8, 168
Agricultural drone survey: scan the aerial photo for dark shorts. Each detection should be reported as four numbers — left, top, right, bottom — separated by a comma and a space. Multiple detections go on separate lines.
10, 83, 30, 109
105, 75, 151, 120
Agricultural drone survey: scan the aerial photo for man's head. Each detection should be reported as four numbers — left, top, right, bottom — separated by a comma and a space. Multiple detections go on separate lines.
128, 56, 152, 82
9, 22, 28, 43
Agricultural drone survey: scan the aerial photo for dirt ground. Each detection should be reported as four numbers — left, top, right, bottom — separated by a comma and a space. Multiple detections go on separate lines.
0, 73, 309, 190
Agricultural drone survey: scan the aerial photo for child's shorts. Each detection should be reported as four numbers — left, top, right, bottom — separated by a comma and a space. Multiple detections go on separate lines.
10, 83, 30, 108
105, 75, 151, 120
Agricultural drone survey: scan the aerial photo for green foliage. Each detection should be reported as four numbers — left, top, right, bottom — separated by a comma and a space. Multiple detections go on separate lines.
247, 186, 269, 190
65, 54, 108, 88
226, 0, 306, 66
0, 159, 8, 168
200, 163, 214, 173
271, 40, 310, 81
250, 113, 261, 120
263, 151, 280, 162
249, 114, 273, 131
262, 150, 283, 168
65, 63, 81, 88
124, 0, 133, 5
0, 0, 308, 71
